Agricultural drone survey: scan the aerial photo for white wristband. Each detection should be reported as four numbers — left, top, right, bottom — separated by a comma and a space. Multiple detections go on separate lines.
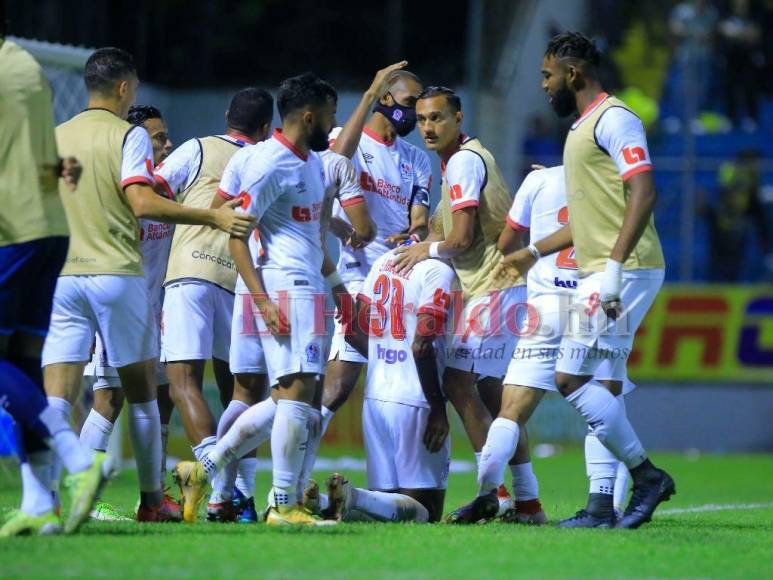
325, 271, 343, 289
428, 242, 441, 258
605, 258, 623, 280
526, 243, 541, 261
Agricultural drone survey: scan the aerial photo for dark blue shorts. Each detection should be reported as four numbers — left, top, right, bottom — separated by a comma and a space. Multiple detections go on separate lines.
0, 236, 68, 337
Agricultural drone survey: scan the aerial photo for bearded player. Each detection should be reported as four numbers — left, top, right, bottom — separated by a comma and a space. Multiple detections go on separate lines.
505, 32, 674, 528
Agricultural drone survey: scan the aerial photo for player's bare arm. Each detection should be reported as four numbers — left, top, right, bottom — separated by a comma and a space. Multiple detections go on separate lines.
228, 235, 288, 335
385, 203, 429, 246
331, 61, 408, 158
392, 206, 475, 274
343, 296, 370, 358
414, 313, 448, 453
321, 253, 353, 322
495, 223, 573, 282
342, 200, 377, 248
602, 170, 658, 318
126, 183, 254, 235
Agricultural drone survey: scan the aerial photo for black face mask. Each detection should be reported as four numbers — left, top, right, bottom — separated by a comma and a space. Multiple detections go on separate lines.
550, 83, 576, 118
373, 94, 417, 137
309, 123, 330, 152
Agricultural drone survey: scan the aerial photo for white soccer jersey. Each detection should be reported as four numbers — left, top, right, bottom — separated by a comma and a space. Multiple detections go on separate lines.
236, 130, 326, 282
319, 149, 365, 237
360, 249, 456, 409
332, 127, 432, 284
507, 166, 577, 298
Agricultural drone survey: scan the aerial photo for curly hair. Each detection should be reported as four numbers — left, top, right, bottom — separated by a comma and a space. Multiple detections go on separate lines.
544, 31, 601, 67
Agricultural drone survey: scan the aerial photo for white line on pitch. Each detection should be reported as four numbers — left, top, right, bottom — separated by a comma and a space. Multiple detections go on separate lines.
658, 502, 773, 515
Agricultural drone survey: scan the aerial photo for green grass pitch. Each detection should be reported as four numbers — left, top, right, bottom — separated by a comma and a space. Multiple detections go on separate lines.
1, 450, 771, 578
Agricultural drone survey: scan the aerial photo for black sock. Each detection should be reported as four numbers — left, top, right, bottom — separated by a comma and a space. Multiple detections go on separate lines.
630, 458, 658, 484
586, 493, 614, 519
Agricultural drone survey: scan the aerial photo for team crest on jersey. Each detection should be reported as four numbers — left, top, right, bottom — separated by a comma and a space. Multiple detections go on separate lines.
306, 343, 320, 364
400, 161, 412, 182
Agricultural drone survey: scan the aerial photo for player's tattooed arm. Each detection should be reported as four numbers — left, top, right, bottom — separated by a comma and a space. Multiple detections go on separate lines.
331, 61, 408, 158
392, 206, 475, 274
228, 236, 289, 335
413, 315, 449, 453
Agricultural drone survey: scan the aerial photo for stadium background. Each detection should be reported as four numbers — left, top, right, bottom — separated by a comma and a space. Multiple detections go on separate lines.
1, 0, 771, 470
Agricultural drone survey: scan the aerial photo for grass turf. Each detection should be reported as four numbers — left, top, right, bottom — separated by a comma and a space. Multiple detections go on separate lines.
1, 450, 771, 578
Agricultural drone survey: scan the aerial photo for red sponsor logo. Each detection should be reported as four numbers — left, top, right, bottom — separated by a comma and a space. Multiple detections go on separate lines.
292, 206, 312, 222
237, 191, 251, 210
449, 184, 463, 201
622, 146, 646, 165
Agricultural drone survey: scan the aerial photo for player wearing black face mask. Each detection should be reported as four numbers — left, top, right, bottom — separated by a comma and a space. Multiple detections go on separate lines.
373, 93, 417, 137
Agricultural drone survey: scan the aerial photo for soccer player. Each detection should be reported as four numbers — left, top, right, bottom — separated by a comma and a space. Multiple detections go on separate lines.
522, 31, 674, 528
80, 104, 177, 522
324, 239, 456, 523
41, 47, 253, 522
185, 71, 338, 527
321, 64, 433, 431
152, 88, 273, 522
393, 87, 544, 524
0, 28, 111, 537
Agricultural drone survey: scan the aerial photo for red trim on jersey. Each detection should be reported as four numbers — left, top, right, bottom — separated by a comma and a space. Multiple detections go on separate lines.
217, 187, 235, 200
506, 215, 529, 232
273, 129, 308, 161
575, 92, 609, 124
621, 163, 653, 182
121, 176, 154, 188
225, 131, 257, 145
363, 126, 395, 147
451, 200, 480, 211
340, 195, 365, 208
154, 174, 174, 199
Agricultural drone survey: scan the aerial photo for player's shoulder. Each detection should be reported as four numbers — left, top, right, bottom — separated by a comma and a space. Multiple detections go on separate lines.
397, 137, 430, 162
1, 40, 43, 78
446, 146, 484, 173
524, 165, 563, 189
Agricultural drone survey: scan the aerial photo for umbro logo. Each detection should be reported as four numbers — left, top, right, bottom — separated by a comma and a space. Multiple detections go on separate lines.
295, 181, 306, 194
363, 152, 374, 164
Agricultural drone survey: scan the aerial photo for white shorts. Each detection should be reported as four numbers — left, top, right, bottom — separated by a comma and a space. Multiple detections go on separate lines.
230, 291, 267, 375
161, 281, 233, 363
504, 293, 636, 393
258, 269, 327, 387
42, 275, 155, 368
363, 398, 450, 490
555, 269, 664, 380
328, 279, 367, 364
445, 285, 527, 380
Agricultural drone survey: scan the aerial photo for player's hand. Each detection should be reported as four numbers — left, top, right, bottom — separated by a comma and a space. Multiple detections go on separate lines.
530, 164, 547, 171
254, 295, 290, 335
214, 198, 256, 237
600, 259, 623, 320
491, 259, 525, 288
423, 404, 449, 453
328, 216, 354, 241
385, 232, 419, 246
391, 241, 430, 274
495, 248, 536, 279
366, 61, 409, 101
60, 156, 82, 191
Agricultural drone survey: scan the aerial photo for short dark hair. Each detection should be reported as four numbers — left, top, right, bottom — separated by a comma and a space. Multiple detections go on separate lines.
544, 31, 601, 67
226, 88, 274, 134
84, 47, 136, 94
127, 104, 163, 126
276, 72, 337, 120
417, 86, 462, 113
389, 70, 421, 86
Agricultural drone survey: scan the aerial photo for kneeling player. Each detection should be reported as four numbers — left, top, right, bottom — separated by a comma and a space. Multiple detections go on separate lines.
326, 240, 456, 523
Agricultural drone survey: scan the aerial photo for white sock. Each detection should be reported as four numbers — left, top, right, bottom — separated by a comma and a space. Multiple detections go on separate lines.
585, 432, 616, 495
511, 462, 539, 501
351, 488, 429, 523
127, 401, 161, 493
209, 400, 250, 502
192, 435, 217, 462
565, 381, 647, 469
477, 417, 519, 496
20, 462, 54, 516
204, 397, 276, 482
614, 461, 630, 511
321, 405, 335, 435
79, 409, 114, 452
160, 424, 169, 487
269, 400, 310, 506
318, 491, 330, 512
41, 397, 92, 474
297, 408, 323, 503
235, 458, 258, 498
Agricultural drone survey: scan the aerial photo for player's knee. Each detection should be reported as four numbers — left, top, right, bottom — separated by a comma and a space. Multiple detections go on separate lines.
322, 374, 356, 411
93, 387, 124, 422
555, 373, 576, 397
